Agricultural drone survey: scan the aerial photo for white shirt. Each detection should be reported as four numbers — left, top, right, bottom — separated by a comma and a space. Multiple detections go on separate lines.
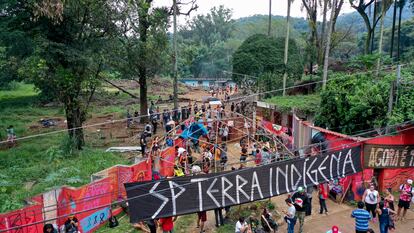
287, 205, 296, 218
235, 221, 245, 233
364, 189, 379, 204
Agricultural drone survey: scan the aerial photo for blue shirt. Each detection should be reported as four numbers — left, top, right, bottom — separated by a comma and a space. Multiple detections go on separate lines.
351, 209, 371, 231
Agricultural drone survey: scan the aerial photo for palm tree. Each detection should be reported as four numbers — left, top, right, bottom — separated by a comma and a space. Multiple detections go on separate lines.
376, 0, 393, 76
322, 0, 337, 89
282, 0, 293, 96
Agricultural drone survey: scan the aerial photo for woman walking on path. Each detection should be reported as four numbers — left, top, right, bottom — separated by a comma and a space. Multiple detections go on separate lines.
362, 184, 380, 222
376, 201, 396, 233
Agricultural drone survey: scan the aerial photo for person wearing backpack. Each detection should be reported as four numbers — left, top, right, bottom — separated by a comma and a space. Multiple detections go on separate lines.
397, 179, 414, 221
376, 201, 396, 233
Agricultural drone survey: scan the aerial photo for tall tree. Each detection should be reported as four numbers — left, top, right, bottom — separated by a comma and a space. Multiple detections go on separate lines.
171, 0, 197, 109
350, 0, 379, 54
318, 0, 329, 65
390, 0, 398, 58
268, 0, 272, 36
283, 0, 293, 96
322, 0, 338, 88
302, 0, 318, 73
397, 0, 406, 61
376, 0, 393, 76
116, 0, 170, 122
1, 0, 118, 149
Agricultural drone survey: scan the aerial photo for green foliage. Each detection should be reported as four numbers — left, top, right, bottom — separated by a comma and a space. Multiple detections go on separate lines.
232, 34, 303, 83
315, 67, 414, 134
265, 94, 321, 114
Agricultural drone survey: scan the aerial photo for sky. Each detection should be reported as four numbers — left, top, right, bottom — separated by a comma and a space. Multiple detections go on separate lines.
154, 0, 356, 26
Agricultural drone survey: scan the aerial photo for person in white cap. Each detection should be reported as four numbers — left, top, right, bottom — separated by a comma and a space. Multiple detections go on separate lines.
397, 179, 414, 221
291, 186, 309, 233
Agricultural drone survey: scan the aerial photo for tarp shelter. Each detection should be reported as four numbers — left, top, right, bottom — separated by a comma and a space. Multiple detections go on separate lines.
180, 122, 208, 141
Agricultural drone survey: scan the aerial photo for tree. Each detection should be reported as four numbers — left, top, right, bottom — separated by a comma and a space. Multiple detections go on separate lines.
397, 0, 407, 61
376, 0, 393, 76
1, 0, 118, 149
322, 0, 338, 89
390, 0, 398, 58
302, 0, 318, 73
115, 0, 170, 122
350, 0, 377, 54
268, 0, 272, 36
283, 0, 293, 96
179, 6, 235, 78
171, 0, 197, 109
232, 34, 303, 90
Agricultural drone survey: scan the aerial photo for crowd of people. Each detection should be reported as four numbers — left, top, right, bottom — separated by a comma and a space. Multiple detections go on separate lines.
350, 179, 414, 233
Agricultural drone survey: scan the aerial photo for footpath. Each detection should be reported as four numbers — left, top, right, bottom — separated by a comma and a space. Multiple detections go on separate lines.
272, 193, 414, 233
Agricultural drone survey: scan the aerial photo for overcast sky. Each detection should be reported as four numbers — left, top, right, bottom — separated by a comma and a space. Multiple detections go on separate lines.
154, 0, 356, 26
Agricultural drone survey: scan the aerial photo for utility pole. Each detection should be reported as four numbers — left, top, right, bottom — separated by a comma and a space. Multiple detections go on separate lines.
173, 0, 179, 109
268, 0, 272, 36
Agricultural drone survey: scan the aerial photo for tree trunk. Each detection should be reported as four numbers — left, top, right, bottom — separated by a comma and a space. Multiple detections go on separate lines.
371, 0, 378, 54
138, 0, 151, 122
397, 0, 403, 61
65, 101, 85, 150
318, 0, 328, 65
390, 0, 398, 58
172, 0, 178, 109
322, 0, 337, 89
282, 0, 291, 96
268, 0, 272, 36
376, 0, 386, 77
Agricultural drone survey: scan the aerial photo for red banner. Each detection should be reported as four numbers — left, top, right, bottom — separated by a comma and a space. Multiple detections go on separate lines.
0, 202, 44, 233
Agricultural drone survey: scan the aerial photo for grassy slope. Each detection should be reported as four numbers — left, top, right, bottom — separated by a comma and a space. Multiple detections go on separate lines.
0, 84, 130, 212
264, 94, 321, 114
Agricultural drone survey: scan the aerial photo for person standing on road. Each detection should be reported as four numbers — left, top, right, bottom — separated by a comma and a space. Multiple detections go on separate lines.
397, 179, 413, 221
362, 184, 380, 221
283, 198, 296, 233
376, 201, 396, 233
197, 211, 207, 233
351, 201, 371, 233
319, 182, 329, 215
291, 186, 308, 233
159, 216, 176, 233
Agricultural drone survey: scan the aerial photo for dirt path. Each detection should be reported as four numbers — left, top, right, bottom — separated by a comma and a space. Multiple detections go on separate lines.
272, 192, 414, 233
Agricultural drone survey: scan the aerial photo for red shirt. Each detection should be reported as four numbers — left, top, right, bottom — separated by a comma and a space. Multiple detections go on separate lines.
319, 183, 328, 199
159, 217, 174, 231
255, 152, 262, 165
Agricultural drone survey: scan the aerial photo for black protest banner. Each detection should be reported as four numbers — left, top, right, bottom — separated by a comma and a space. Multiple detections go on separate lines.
125, 146, 361, 222
364, 144, 414, 168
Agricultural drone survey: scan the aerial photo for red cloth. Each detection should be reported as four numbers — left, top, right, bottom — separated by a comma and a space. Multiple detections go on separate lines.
159, 217, 174, 231
255, 152, 262, 165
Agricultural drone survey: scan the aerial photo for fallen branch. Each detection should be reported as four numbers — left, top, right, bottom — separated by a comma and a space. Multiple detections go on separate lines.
103, 78, 139, 99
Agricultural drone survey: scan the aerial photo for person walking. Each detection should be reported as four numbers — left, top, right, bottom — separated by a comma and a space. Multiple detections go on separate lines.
319, 182, 329, 215
291, 186, 308, 233
351, 201, 371, 233
197, 211, 207, 233
159, 216, 176, 233
305, 186, 314, 216
397, 179, 413, 221
283, 198, 296, 233
214, 208, 224, 227
376, 201, 396, 233
362, 184, 380, 221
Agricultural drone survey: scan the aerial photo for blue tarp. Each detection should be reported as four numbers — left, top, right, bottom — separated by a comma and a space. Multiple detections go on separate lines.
180, 123, 208, 140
